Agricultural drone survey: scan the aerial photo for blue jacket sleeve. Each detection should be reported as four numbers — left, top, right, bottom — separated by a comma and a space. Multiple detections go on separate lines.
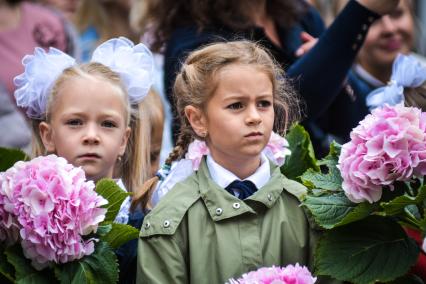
288, 0, 379, 119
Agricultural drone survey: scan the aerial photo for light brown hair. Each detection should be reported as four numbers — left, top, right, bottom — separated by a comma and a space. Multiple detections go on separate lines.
31, 62, 150, 194
404, 83, 426, 110
133, 40, 301, 209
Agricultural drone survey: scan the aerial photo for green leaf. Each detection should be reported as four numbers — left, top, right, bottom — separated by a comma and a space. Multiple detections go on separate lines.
100, 223, 139, 249
301, 141, 342, 191
96, 224, 112, 236
0, 248, 14, 283
301, 168, 342, 191
381, 185, 426, 217
0, 147, 29, 172
5, 245, 56, 283
55, 241, 118, 284
303, 191, 375, 229
281, 124, 318, 180
95, 179, 130, 223
315, 216, 420, 284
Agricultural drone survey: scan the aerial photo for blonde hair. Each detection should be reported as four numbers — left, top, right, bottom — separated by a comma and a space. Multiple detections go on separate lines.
31, 62, 150, 194
133, 40, 300, 209
143, 89, 164, 175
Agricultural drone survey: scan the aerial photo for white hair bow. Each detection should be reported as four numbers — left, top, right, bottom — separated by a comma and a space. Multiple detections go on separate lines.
366, 54, 426, 110
14, 37, 154, 119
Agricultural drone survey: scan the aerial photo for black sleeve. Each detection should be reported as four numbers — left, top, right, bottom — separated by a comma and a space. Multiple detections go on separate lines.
287, 0, 379, 119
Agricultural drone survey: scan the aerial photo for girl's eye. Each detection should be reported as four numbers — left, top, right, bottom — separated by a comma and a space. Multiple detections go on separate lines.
66, 119, 82, 126
227, 102, 243, 110
257, 100, 272, 108
102, 120, 117, 128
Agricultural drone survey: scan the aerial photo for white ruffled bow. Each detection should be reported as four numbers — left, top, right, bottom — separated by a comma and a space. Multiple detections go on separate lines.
14, 37, 154, 119
366, 54, 426, 110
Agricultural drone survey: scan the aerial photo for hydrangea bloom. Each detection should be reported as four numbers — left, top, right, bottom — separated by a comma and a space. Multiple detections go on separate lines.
338, 104, 426, 203
227, 264, 317, 284
0, 155, 107, 269
263, 132, 291, 166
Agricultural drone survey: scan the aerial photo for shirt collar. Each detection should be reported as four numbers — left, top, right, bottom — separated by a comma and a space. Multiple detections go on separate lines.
206, 153, 270, 190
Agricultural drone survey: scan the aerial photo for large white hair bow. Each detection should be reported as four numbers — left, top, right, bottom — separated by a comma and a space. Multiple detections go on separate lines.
14, 37, 154, 119
366, 54, 426, 110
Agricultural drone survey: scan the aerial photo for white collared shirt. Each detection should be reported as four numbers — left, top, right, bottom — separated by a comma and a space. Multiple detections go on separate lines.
206, 153, 270, 195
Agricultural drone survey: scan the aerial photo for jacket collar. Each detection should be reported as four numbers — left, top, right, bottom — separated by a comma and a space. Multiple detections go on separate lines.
197, 158, 286, 222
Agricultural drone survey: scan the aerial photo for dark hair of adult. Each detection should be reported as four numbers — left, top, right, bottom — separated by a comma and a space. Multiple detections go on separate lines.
135, 0, 309, 51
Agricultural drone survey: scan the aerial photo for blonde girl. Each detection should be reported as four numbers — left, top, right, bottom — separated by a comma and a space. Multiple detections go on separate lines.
136, 41, 339, 283
14, 37, 154, 283
14, 37, 153, 195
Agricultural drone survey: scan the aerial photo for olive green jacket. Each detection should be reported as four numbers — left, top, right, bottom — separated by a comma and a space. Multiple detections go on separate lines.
137, 159, 335, 284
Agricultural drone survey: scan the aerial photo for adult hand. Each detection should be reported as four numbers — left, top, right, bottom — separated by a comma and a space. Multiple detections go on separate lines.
295, 32, 318, 57
356, 0, 400, 15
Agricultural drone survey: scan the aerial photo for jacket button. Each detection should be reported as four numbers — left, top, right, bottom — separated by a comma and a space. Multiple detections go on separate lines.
233, 202, 240, 209
163, 220, 171, 228
267, 194, 273, 201
368, 16, 374, 23
215, 208, 223, 216
144, 222, 150, 229
352, 43, 358, 51
356, 34, 363, 41
362, 24, 368, 31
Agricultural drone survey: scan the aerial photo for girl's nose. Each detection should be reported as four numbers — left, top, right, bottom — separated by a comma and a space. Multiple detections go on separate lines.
83, 125, 100, 145
245, 105, 262, 126
379, 16, 397, 34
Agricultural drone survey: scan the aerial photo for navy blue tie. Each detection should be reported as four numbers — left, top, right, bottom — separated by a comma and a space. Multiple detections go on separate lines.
225, 180, 258, 200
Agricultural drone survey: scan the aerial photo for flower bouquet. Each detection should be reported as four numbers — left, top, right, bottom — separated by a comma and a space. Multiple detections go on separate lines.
281, 104, 426, 283
0, 150, 139, 283
227, 263, 317, 284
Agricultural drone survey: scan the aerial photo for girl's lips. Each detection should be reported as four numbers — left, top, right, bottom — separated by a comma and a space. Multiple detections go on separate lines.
381, 40, 402, 52
245, 132, 262, 137
78, 154, 101, 159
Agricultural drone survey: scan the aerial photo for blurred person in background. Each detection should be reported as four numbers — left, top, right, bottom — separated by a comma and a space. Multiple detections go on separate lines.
0, 84, 31, 152
311, 0, 425, 156
0, 0, 73, 152
74, 0, 138, 61
132, 0, 400, 141
37, 0, 81, 59
0, 0, 71, 98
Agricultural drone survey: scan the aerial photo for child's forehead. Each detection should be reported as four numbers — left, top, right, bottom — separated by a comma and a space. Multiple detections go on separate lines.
61, 75, 125, 97
52, 74, 129, 110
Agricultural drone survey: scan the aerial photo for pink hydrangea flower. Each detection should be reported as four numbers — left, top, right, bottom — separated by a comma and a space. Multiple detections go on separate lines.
263, 132, 291, 166
0, 155, 107, 269
338, 104, 426, 203
227, 263, 317, 284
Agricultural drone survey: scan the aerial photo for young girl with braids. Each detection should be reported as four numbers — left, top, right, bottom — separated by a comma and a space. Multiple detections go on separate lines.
13, 37, 153, 283
136, 41, 338, 284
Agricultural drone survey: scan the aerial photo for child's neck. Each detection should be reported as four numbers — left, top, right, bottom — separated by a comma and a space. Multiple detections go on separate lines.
211, 154, 262, 180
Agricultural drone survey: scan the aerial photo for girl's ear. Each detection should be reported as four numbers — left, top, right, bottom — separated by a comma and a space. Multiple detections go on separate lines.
184, 105, 207, 136
39, 122, 56, 153
119, 126, 131, 156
